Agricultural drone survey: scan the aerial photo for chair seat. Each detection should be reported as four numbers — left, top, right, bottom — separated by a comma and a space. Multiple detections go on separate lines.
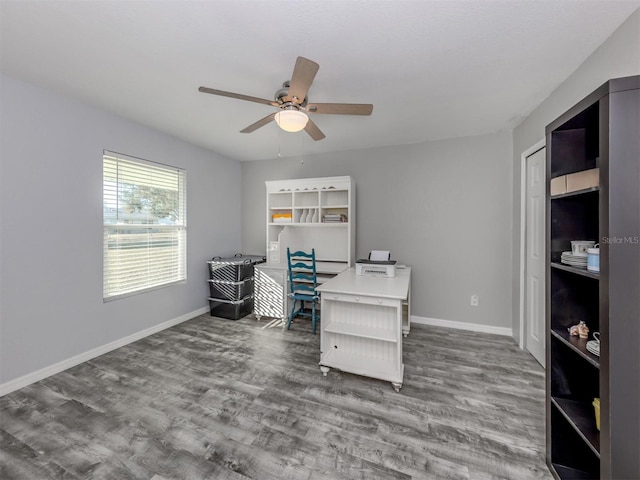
289, 293, 318, 302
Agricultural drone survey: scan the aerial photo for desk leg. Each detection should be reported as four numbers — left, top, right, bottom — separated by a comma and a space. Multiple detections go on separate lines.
402, 305, 410, 337
320, 366, 330, 376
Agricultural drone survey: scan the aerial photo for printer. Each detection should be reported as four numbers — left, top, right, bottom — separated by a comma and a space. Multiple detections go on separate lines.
355, 250, 396, 277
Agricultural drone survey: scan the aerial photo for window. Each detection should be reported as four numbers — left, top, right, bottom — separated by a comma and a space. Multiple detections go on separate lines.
103, 151, 186, 300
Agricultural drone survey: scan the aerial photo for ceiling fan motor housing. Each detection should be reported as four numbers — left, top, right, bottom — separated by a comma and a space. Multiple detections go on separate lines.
275, 81, 307, 108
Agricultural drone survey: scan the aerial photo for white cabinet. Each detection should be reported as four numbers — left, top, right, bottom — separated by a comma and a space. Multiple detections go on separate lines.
317, 267, 411, 392
253, 265, 286, 321
265, 176, 355, 269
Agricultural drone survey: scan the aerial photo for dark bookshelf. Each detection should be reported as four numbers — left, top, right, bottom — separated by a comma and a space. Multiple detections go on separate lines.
545, 75, 640, 480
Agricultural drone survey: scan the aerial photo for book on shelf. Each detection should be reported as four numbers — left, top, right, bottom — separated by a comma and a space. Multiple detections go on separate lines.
322, 213, 347, 223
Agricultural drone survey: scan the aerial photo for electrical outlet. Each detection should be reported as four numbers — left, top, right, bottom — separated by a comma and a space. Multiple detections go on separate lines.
470, 295, 479, 307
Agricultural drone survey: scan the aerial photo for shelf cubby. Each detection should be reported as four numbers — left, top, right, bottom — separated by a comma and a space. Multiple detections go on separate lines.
551, 397, 600, 456
549, 267, 599, 333
550, 405, 600, 478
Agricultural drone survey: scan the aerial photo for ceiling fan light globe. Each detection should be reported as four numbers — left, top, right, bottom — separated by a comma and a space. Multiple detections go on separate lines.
275, 110, 308, 132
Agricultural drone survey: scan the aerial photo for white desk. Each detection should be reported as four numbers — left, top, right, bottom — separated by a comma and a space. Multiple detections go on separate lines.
316, 267, 411, 392
254, 261, 348, 322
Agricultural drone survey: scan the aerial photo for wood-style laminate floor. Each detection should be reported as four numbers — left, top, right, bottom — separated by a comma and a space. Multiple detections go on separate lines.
1, 314, 552, 480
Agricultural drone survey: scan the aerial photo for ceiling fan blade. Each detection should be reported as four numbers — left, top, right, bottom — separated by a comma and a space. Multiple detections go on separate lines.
240, 113, 276, 133
304, 119, 326, 141
306, 103, 373, 115
284, 57, 319, 104
199, 86, 278, 107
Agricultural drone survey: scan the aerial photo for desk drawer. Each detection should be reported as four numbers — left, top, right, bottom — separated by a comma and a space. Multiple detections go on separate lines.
323, 293, 398, 307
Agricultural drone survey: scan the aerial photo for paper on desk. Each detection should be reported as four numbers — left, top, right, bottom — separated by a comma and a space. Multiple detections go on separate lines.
369, 250, 390, 261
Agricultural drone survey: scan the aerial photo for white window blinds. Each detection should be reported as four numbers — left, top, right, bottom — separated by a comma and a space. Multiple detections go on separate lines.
103, 152, 186, 300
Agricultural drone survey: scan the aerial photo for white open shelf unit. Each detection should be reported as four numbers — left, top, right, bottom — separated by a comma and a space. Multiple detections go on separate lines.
265, 176, 355, 269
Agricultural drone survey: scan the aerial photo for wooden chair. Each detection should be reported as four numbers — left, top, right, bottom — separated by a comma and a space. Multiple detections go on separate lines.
286, 248, 319, 334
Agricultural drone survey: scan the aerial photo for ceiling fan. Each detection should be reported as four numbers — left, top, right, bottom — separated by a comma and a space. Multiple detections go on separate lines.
198, 56, 373, 141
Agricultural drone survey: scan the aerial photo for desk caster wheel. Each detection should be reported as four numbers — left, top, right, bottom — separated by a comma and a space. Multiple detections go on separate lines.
320, 366, 330, 377
391, 382, 402, 392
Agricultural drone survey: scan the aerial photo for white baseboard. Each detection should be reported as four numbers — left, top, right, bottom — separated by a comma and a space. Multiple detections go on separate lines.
0, 306, 209, 397
411, 315, 513, 337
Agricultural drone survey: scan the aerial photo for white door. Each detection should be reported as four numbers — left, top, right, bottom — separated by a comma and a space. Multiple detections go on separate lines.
525, 147, 546, 366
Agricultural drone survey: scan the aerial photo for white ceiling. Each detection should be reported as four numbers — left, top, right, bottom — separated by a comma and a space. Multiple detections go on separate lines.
1, 1, 638, 161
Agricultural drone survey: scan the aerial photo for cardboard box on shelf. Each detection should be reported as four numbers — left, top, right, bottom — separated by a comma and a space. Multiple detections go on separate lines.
566, 167, 599, 193
550, 175, 567, 196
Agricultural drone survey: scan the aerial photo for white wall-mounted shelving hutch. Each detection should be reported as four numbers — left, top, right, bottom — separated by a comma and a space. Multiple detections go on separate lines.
265, 176, 355, 272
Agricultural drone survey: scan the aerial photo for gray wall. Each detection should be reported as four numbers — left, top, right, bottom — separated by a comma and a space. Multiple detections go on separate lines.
0, 74, 242, 384
242, 132, 514, 330
511, 8, 640, 341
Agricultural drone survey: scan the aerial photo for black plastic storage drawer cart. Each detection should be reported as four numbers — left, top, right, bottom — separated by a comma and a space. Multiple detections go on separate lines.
207, 254, 265, 320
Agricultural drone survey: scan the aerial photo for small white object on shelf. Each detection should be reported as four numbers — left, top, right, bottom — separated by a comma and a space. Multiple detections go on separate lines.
586, 340, 600, 357
571, 240, 596, 256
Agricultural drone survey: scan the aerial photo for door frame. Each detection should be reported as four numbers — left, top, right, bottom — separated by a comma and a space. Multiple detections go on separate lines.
519, 139, 546, 351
